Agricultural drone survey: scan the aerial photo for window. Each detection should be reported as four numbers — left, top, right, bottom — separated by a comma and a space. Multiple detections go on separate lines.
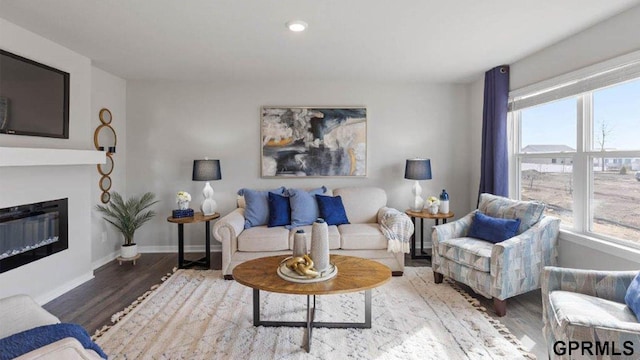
511, 62, 640, 248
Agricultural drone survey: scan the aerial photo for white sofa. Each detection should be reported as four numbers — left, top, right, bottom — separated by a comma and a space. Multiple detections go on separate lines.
0, 294, 103, 360
213, 186, 406, 278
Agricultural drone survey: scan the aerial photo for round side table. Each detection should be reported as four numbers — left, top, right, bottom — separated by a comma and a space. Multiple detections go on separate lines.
405, 210, 454, 259
167, 212, 220, 269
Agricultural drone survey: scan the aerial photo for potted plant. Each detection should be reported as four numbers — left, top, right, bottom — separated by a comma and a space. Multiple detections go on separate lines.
95, 191, 159, 259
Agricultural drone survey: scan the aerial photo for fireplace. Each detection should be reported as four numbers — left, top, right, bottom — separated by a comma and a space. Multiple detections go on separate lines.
0, 198, 68, 273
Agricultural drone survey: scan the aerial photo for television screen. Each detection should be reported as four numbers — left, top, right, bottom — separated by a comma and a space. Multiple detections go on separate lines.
0, 49, 70, 139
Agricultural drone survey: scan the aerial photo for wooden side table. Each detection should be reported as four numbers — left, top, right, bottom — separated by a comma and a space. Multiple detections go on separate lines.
167, 212, 220, 269
405, 210, 454, 259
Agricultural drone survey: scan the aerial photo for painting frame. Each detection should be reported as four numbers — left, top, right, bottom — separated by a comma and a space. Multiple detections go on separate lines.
261, 106, 367, 178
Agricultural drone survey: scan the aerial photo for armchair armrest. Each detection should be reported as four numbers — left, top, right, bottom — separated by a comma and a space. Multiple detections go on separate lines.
490, 215, 560, 299
212, 208, 245, 274
431, 211, 475, 247
542, 266, 637, 304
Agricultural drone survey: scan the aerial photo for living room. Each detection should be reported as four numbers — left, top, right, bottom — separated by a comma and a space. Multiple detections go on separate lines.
1, 1, 640, 359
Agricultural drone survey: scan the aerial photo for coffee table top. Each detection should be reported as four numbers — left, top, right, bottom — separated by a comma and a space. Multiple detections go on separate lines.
233, 255, 392, 295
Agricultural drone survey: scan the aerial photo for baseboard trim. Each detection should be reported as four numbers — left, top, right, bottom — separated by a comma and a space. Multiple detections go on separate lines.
92, 251, 120, 270
35, 271, 95, 305
138, 245, 222, 253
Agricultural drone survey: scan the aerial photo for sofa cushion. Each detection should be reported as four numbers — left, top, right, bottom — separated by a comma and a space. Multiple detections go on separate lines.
468, 212, 520, 243
238, 187, 286, 229
267, 192, 290, 227
287, 186, 327, 228
549, 291, 640, 332
238, 226, 290, 251
316, 195, 350, 226
438, 237, 493, 272
333, 187, 386, 224
478, 193, 545, 234
288, 225, 341, 250
338, 223, 387, 250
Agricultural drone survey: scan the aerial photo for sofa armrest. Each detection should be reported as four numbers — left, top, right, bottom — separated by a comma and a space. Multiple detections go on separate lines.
15, 338, 103, 360
212, 208, 245, 274
542, 266, 637, 304
490, 216, 560, 299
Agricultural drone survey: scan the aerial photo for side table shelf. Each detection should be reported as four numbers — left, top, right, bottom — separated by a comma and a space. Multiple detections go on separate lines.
167, 212, 220, 269
405, 210, 454, 260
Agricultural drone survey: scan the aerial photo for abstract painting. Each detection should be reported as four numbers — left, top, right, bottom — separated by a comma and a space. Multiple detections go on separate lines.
261, 107, 367, 177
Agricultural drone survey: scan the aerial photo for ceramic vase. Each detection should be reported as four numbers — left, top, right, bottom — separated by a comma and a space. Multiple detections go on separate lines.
311, 218, 330, 273
428, 205, 439, 215
293, 229, 307, 257
439, 189, 450, 214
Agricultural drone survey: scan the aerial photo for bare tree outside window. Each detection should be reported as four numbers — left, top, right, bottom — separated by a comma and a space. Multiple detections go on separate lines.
595, 120, 613, 172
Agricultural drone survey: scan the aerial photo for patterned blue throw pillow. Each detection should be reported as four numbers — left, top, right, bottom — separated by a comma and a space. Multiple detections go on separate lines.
316, 195, 350, 226
468, 211, 521, 244
625, 272, 640, 321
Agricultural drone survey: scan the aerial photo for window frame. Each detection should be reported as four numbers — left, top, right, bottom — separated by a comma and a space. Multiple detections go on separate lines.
510, 81, 640, 249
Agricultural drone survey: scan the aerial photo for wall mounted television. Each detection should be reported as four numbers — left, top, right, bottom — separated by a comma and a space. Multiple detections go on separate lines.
0, 49, 70, 139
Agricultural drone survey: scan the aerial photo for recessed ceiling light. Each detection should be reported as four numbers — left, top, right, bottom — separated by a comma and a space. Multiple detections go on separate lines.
286, 20, 308, 32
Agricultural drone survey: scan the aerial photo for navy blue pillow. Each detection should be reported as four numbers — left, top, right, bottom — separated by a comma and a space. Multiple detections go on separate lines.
468, 211, 521, 244
0, 323, 108, 359
625, 272, 640, 321
268, 192, 291, 227
316, 195, 350, 226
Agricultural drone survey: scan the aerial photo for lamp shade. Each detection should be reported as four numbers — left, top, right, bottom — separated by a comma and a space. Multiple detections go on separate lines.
404, 159, 432, 180
192, 159, 222, 181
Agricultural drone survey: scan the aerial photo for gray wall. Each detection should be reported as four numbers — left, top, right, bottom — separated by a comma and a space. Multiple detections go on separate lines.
125, 80, 471, 250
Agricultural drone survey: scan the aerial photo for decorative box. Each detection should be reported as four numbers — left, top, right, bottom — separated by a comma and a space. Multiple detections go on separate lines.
172, 208, 194, 218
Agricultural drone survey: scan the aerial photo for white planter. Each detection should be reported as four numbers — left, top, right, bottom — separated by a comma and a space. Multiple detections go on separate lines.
121, 244, 138, 259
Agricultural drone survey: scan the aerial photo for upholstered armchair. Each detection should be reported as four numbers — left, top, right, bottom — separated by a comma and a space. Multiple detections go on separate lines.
542, 266, 640, 359
431, 193, 560, 316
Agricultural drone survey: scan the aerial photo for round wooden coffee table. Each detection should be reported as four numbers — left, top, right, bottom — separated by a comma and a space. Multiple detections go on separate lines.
233, 254, 391, 352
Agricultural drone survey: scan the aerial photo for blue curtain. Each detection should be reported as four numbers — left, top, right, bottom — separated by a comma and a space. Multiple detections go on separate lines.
478, 65, 510, 201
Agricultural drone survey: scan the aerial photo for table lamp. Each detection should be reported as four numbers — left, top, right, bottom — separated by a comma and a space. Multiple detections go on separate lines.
192, 159, 221, 215
404, 158, 432, 211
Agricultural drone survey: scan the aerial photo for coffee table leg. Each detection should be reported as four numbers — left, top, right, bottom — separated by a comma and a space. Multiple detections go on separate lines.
305, 295, 316, 352
253, 289, 260, 326
364, 289, 371, 328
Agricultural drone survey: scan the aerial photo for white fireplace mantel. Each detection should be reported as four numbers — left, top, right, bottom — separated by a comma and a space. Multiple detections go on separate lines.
0, 147, 105, 167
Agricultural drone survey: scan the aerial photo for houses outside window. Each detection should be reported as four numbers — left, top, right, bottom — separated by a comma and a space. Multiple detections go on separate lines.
510, 60, 640, 248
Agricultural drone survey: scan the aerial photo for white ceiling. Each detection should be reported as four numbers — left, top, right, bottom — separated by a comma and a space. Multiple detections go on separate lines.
1, 0, 639, 83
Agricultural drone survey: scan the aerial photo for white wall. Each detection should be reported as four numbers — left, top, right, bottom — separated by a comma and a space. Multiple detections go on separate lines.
90, 67, 127, 268
467, 5, 640, 270
126, 80, 470, 250
0, 18, 95, 303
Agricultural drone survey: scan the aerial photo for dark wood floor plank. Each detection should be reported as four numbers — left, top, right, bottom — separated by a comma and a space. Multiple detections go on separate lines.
45, 252, 545, 358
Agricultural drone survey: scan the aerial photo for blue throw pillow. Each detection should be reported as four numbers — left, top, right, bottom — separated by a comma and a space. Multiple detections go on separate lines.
268, 192, 291, 227
287, 186, 327, 229
0, 323, 107, 359
625, 273, 640, 321
316, 195, 350, 226
238, 187, 286, 229
468, 211, 521, 244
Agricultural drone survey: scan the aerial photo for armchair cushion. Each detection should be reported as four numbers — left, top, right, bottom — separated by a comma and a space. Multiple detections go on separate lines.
239, 187, 286, 229
550, 291, 639, 331
467, 212, 520, 243
625, 272, 640, 321
438, 237, 493, 272
478, 193, 545, 234
316, 195, 349, 226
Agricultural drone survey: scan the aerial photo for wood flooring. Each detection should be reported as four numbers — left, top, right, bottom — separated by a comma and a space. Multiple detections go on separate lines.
45, 253, 547, 359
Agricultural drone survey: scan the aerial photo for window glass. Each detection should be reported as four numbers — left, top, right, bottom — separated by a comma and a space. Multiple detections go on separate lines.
592, 79, 640, 151
591, 157, 640, 243
520, 157, 574, 227
521, 98, 577, 153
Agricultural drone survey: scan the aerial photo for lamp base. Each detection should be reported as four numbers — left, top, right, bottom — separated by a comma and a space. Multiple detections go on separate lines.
410, 180, 425, 212
201, 182, 217, 215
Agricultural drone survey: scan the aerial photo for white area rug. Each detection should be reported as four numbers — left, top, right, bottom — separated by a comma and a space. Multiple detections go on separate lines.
94, 267, 533, 359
